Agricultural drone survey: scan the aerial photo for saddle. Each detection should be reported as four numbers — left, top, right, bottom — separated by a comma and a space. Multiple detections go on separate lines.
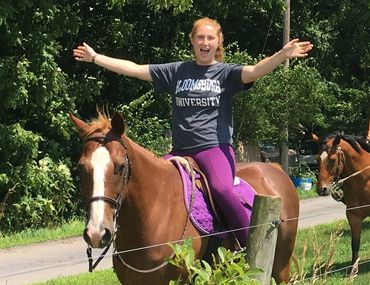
168, 156, 256, 250
168, 156, 224, 226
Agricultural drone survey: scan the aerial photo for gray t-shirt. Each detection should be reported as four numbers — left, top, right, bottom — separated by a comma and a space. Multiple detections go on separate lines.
149, 61, 252, 151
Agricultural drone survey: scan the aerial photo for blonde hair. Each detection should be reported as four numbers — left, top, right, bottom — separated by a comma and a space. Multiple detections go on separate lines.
189, 17, 224, 62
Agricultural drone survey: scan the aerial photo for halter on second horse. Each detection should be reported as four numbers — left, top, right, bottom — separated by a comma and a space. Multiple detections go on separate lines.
327, 144, 370, 201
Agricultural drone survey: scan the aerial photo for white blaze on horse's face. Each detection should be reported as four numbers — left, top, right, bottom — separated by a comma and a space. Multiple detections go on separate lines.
88, 146, 111, 228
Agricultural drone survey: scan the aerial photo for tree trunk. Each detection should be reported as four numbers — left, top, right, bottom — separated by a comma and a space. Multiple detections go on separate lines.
235, 141, 261, 162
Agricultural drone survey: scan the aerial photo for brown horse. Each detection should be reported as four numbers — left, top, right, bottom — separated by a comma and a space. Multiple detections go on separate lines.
314, 134, 370, 265
70, 111, 299, 285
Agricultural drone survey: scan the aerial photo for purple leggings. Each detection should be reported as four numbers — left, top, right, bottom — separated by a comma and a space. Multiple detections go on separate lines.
165, 144, 249, 245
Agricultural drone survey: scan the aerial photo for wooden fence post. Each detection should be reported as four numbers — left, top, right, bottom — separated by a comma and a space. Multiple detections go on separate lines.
245, 194, 281, 284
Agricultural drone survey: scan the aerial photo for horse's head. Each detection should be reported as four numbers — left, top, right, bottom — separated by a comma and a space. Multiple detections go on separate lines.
315, 135, 344, 197
70, 112, 131, 248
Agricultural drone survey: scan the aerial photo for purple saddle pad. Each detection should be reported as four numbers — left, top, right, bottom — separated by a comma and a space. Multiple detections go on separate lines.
170, 159, 256, 238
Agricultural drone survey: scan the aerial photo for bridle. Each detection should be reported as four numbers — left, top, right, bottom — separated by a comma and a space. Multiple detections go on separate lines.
83, 133, 193, 274
82, 133, 131, 272
85, 133, 132, 186
331, 145, 345, 183
320, 144, 345, 201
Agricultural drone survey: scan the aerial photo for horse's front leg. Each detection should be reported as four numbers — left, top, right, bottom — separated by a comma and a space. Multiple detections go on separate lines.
346, 210, 363, 264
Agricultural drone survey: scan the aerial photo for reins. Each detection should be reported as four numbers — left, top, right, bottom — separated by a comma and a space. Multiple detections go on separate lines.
339, 165, 370, 184
334, 165, 370, 188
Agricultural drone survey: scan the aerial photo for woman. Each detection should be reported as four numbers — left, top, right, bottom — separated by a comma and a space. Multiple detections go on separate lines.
73, 17, 313, 245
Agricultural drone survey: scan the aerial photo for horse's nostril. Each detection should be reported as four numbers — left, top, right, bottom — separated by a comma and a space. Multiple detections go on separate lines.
101, 228, 112, 247
316, 186, 328, 196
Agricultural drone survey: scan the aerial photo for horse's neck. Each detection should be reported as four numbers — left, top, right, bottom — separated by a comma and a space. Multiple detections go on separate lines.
126, 139, 170, 197
122, 139, 183, 232
342, 143, 370, 177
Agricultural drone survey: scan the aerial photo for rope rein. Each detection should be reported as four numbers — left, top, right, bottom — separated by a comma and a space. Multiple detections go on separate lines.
330, 147, 370, 201
338, 165, 370, 185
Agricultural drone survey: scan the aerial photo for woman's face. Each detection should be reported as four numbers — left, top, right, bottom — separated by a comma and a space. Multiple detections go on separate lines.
191, 24, 220, 66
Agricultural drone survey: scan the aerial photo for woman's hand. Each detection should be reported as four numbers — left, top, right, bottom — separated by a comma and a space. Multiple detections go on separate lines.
73, 42, 97, 63
282, 38, 313, 59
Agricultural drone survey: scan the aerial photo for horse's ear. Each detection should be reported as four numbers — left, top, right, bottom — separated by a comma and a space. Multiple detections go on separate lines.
332, 135, 342, 152
311, 133, 319, 143
69, 113, 90, 137
111, 112, 126, 136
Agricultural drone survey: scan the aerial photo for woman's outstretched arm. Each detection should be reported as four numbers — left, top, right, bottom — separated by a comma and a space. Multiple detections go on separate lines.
73, 42, 152, 82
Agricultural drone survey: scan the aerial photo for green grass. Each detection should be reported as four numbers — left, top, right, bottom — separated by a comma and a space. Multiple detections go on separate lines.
31, 268, 120, 285
0, 219, 84, 249
297, 187, 318, 200
292, 218, 370, 284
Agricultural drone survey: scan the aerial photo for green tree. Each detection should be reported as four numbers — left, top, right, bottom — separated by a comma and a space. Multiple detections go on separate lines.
233, 59, 330, 147
1, 0, 369, 233
0, 0, 86, 231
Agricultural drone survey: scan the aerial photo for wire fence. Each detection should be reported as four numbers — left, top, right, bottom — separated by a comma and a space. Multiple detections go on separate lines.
1, 201, 370, 282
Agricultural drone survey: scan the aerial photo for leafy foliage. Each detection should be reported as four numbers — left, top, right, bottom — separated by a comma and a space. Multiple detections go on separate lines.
2, 156, 76, 232
168, 238, 262, 284
117, 91, 172, 156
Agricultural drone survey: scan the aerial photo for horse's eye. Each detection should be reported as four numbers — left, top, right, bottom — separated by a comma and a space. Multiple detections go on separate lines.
114, 163, 124, 175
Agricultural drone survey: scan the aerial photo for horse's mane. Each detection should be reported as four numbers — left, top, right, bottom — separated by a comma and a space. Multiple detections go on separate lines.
322, 133, 370, 154
319, 133, 334, 145
340, 135, 370, 154
82, 111, 112, 139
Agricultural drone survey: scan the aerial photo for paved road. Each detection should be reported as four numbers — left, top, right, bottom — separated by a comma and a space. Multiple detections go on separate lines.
0, 196, 347, 285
